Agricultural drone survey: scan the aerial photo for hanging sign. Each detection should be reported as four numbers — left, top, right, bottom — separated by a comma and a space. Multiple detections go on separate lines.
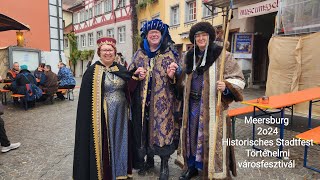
238, 0, 279, 19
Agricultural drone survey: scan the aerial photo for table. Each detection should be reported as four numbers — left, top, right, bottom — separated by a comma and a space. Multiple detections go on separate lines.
241, 87, 320, 158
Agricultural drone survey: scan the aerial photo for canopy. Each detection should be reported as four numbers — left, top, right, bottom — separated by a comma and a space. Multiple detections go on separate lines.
203, 0, 252, 8
0, 13, 30, 32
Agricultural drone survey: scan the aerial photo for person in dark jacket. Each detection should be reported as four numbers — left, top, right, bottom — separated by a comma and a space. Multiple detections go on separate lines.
12, 65, 37, 94
34, 63, 46, 85
11, 65, 38, 107
39, 65, 58, 104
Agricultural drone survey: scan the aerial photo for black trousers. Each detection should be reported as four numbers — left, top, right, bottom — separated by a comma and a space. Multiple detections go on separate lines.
56, 85, 75, 99
0, 116, 10, 147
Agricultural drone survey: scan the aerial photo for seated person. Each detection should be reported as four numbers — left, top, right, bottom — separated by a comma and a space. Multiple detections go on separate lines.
39, 65, 58, 104
56, 62, 76, 100
11, 65, 38, 107
34, 63, 46, 85
6, 62, 20, 82
2, 62, 20, 90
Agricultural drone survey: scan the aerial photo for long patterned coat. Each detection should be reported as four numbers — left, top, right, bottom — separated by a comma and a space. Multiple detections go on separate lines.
129, 48, 180, 162
178, 44, 245, 180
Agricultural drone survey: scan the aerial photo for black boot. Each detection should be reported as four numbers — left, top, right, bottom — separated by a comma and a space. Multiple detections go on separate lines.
179, 166, 198, 180
159, 156, 169, 180
138, 156, 154, 176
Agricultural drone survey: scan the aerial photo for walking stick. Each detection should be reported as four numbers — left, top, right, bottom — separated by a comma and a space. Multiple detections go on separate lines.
208, 2, 233, 179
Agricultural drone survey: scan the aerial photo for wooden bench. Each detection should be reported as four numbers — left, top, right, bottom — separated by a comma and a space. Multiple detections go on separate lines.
11, 94, 28, 110
57, 89, 67, 93
228, 106, 256, 139
0, 89, 11, 105
57, 88, 74, 101
295, 126, 320, 172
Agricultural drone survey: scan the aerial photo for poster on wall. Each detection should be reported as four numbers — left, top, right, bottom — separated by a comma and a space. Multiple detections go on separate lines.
8, 47, 41, 72
233, 33, 254, 59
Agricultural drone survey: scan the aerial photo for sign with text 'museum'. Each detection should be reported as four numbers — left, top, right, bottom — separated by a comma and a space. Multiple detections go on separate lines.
238, 0, 279, 19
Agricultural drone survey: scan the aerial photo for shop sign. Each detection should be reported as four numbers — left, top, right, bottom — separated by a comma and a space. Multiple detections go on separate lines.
238, 0, 279, 19
233, 33, 254, 59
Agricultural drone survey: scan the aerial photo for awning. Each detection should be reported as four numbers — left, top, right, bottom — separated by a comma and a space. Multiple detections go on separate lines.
179, 32, 189, 39
203, 0, 252, 8
0, 13, 30, 32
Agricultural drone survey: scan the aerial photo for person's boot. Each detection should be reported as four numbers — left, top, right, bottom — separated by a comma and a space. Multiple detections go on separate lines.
179, 166, 198, 180
159, 156, 169, 180
138, 156, 154, 176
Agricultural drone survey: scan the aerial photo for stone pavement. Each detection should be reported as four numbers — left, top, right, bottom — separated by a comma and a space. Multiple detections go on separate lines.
0, 78, 319, 180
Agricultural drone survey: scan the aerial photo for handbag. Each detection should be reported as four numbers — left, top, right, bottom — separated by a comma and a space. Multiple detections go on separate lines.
0, 103, 4, 115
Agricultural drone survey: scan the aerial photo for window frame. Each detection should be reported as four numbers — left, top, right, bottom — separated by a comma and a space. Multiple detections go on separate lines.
81, 34, 86, 47
118, 26, 126, 43
105, 0, 112, 13
106, 28, 114, 38
64, 38, 69, 48
97, 30, 103, 39
88, 33, 94, 47
171, 5, 180, 26
186, 1, 196, 22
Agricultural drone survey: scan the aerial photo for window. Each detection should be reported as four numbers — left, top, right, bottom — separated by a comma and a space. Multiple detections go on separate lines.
81, 34, 86, 47
171, 6, 179, 25
105, 0, 112, 12
203, 4, 216, 18
95, 3, 102, 16
75, 36, 79, 48
88, 8, 93, 19
73, 12, 79, 23
118, 0, 125, 8
88, 33, 94, 46
107, 29, 114, 38
186, 1, 196, 22
118, 26, 126, 43
97, 30, 103, 39
64, 39, 69, 48
85, 10, 89, 20
80, 11, 85, 22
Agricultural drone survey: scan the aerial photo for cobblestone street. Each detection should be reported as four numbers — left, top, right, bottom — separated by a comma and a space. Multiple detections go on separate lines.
0, 78, 319, 179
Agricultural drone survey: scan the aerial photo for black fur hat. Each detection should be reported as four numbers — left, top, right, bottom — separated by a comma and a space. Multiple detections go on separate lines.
189, 22, 216, 44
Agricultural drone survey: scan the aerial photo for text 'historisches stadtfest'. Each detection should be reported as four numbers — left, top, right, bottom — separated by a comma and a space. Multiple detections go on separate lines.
223, 116, 314, 169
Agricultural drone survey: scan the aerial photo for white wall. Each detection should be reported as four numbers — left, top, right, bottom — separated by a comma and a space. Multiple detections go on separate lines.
41, 51, 66, 74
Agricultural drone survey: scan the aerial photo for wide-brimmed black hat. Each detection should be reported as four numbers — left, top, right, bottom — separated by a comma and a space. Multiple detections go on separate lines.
189, 22, 216, 44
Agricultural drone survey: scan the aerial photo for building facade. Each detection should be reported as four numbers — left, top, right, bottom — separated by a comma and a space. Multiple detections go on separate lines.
0, 0, 64, 73
69, 0, 133, 76
228, 0, 278, 87
136, 0, 223, 62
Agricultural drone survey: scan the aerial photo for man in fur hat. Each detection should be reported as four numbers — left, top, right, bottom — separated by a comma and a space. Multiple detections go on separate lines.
128, 19, 180, 180
169, 22, 245, 179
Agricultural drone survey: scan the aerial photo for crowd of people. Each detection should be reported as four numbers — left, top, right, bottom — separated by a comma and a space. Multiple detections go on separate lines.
0, 61, 76, 153
73, 19, 245, 180
1, 61, 76, 105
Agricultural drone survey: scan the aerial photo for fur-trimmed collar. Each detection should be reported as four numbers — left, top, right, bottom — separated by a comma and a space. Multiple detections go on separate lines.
185, 43, 223, 74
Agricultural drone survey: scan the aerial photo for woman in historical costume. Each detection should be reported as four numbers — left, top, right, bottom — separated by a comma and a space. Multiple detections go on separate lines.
172, 22, 245, 180
129, 19, 180, 180
73, 37, 135, 180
